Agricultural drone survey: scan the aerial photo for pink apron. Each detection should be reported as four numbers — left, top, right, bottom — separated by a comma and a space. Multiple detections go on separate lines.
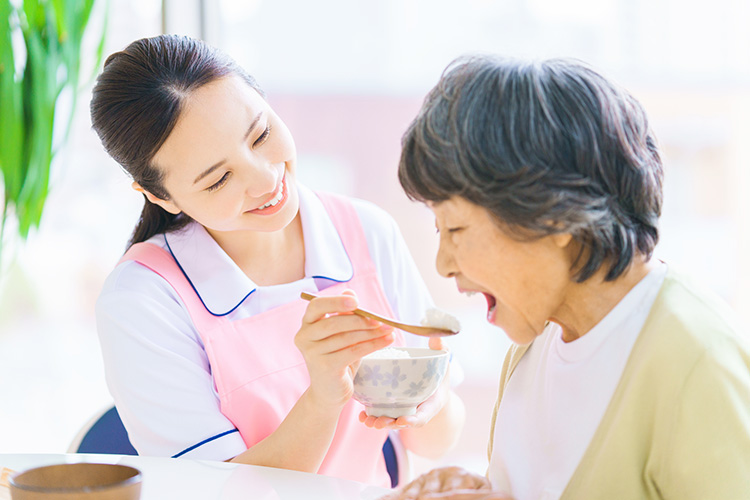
120, 192, 404, 487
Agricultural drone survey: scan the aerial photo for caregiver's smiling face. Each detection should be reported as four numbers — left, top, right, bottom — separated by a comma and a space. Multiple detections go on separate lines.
429, 197, 575, 345
145, 74, 300, 235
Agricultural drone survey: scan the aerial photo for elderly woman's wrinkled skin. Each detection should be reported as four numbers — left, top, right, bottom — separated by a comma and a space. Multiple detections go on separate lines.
379, 467, 511, 500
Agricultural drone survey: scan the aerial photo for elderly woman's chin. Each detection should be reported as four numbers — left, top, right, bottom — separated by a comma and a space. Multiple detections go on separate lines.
503, 328, 541, 346
492, 313, 542, 346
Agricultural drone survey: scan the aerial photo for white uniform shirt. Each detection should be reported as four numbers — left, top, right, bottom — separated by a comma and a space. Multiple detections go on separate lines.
488, 263, 667, 500
96, 185, 434, 460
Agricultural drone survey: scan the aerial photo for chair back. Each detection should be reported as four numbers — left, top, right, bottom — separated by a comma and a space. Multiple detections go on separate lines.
383, 430, 410, 488
68, 406, 137, 455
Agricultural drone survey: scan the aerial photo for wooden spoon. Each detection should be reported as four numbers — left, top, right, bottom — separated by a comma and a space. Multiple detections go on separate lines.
300, 292, 459, 337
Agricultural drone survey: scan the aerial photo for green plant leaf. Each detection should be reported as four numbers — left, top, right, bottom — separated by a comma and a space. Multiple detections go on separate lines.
1, 3, 23, 188
0, 0, 24, 242
1, 0, 105, 248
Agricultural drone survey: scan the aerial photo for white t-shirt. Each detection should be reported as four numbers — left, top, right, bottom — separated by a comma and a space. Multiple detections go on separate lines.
488, 263, 667, 500
96, 185, 435, 460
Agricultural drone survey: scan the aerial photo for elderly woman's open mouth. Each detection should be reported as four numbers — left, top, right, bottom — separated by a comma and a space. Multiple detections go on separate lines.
462, 288, 498, 323
484, 293, 497, 323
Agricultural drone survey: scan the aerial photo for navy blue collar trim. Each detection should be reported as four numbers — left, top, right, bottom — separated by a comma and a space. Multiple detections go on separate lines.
164, 234, 256, 317
171, 428, 239, 458
311, 275, 352, 283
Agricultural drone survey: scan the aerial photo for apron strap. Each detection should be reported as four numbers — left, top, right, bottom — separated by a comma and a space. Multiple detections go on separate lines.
119, 242, 221, 332
315, 191, 377, 277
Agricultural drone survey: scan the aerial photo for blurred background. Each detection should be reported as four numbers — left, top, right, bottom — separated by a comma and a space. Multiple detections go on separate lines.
1, 0, 748, 477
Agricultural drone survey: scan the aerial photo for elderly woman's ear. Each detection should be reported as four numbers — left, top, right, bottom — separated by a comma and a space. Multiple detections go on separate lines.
551, 232, 573, 249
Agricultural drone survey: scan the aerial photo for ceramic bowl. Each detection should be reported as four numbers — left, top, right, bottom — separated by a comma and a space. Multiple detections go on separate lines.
353, 347, 449, 418
9, 463, 142, 500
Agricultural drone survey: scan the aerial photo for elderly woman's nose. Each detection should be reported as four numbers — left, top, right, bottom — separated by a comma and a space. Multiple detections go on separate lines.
435, 240, 457, 278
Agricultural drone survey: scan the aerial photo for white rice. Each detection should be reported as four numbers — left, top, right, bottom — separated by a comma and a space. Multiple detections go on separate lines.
420, 307, 461, 332
365, 347, 411, 359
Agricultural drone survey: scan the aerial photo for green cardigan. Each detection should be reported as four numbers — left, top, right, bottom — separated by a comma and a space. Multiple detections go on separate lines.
487, 268, 750, 499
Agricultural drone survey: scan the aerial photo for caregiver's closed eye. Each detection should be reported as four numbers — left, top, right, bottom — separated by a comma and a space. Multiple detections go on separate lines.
253, 124, 271, 147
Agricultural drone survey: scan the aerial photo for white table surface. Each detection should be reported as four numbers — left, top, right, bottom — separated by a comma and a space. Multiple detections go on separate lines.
0, 453, 392, 500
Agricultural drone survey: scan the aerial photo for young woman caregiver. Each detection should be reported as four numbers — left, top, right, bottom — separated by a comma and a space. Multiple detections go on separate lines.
90, 34, 464, 487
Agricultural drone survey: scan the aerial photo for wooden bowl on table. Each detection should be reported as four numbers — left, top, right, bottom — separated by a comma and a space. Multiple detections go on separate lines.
9, 463, 141, 500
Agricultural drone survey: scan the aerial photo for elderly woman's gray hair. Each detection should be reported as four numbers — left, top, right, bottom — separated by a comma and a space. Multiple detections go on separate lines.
398, 56, 663, 282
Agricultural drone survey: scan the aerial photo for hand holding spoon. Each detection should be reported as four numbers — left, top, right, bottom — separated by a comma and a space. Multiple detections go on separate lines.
300, 292, 459, 337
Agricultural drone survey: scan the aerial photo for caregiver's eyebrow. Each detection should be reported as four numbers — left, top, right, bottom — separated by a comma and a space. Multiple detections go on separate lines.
192, 112, 264, 185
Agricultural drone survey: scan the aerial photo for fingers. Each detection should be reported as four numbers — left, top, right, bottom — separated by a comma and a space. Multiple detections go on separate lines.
378, 468, 498, 500
301, 313, 386, 344
300, 325, 395, 371
298, 291, 400, 363
428, 337, 445, 350
381, 490, 507, 500
401, 468, 490, 495
434, 467, 490, 491
300, 291, 384, 343
359, 411, 407, 430
327, 326, 395, 362
421, 491, 509, 500
358, 409, 430, 430
301, 292, 360, 325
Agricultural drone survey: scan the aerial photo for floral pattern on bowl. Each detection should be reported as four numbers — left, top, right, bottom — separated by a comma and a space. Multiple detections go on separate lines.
353, 347, 449, 418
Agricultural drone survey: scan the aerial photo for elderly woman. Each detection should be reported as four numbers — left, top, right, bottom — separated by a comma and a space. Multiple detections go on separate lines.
384, 56, 750, 500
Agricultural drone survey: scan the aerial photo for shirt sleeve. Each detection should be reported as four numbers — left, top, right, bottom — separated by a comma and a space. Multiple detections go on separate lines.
660, 341, 750, 499
95, 260, 247, 460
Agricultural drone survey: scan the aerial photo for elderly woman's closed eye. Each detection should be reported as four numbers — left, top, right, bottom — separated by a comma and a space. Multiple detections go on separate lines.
384, 55, 750, 500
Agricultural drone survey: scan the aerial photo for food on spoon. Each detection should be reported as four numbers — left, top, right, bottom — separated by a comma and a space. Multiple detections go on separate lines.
420, 307, 461, 333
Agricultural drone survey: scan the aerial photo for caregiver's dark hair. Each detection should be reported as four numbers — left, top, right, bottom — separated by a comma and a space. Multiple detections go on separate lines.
399, 56, 663, 282
90, 34, 262, 248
